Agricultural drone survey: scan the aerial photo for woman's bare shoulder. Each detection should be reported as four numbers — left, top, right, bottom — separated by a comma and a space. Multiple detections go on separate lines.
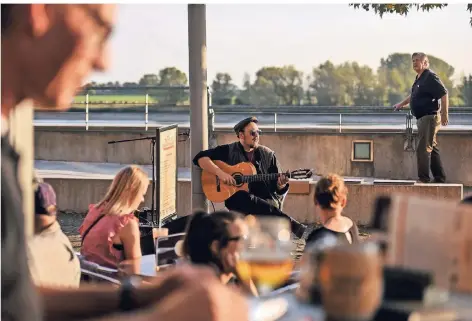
342, 216, 354, 230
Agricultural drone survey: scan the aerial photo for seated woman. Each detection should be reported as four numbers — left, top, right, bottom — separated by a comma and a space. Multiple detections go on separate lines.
182, 210, 257, 296
305, 174, 360, 246
79, 165, 149, 268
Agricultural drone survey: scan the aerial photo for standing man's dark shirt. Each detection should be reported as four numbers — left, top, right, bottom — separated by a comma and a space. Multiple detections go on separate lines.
410, 69, 448, 119
1, 135, 42, 321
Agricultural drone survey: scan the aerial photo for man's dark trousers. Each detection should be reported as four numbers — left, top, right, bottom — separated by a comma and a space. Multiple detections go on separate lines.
225, 190, 306, 238
416, 113, 446, 183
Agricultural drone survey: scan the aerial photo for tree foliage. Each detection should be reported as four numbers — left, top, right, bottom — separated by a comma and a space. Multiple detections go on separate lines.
157, 67, 188, 106
211, 73, 237, 105
85, 52, 471, 107
458, 75, 472, 106
350, 3, 472, 26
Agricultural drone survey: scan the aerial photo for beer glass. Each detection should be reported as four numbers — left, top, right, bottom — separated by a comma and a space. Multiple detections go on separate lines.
236, 215, 294, 295
318, 242, 383, 321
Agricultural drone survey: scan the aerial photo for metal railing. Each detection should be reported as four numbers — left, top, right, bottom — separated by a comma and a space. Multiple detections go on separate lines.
35, 85, 472, 133
34, 109, 472, 134
79, 86, 212, 131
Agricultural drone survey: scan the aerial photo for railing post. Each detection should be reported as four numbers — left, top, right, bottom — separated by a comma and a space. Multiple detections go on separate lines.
207, 87, 212, 108
274, 113, 277, 132
339, 113, 342, 133
145, 93, 149, 131
208, 87, 217, 148
405, 111, 415, 152
405, 111, 413, 134
85, 93, 89, 131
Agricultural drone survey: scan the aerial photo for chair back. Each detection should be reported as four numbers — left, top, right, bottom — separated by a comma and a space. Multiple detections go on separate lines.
155, 233, 186, 267
77, 252, 120, 285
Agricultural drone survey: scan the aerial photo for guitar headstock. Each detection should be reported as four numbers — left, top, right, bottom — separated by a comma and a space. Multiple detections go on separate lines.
286, 169, 314, 180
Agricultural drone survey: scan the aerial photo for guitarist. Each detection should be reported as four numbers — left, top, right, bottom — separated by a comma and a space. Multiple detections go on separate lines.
193, 116, 308, 239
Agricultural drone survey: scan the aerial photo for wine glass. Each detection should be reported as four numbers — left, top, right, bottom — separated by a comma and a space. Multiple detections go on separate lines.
236, 215, 295, 295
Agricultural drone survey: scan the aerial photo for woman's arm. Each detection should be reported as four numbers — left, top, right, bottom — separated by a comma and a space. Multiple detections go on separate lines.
350, 221, 361, 244
120, 218, 142, 260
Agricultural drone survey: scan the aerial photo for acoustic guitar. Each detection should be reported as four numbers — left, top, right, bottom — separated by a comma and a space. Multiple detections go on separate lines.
201, 160, 313, 202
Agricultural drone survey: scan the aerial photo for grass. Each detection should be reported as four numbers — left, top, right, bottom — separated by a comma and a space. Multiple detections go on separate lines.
71, 94, 191, 109
74, 95, 158, 104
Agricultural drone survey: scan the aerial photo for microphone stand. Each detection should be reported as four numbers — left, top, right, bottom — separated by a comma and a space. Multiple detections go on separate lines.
108, 136, 158, 226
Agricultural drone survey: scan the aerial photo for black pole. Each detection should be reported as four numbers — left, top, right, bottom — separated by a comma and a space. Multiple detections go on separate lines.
107, 136, 156, 144
108, 136, 157, 227
151, 138, 156, 225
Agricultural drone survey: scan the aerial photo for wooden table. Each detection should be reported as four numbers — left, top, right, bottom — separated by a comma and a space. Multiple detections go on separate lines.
251, 286, 472, 321
119, 255, 472, 320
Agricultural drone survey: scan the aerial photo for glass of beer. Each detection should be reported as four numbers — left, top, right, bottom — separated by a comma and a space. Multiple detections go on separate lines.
318, 242, 384, 321
236, 215, 294, 295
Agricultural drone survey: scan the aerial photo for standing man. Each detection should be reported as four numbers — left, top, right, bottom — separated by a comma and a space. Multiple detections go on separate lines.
193, 116, 308, 238
394, 52, 448, 183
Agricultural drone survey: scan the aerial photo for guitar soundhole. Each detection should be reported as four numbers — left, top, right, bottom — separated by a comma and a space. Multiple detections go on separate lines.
232, 173, 244, 187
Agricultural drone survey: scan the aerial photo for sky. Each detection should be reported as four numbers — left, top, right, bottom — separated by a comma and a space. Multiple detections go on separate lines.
88, 3, 472, 87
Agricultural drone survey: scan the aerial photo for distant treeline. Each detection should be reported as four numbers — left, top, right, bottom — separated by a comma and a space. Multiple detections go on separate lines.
83, 53, 472, 107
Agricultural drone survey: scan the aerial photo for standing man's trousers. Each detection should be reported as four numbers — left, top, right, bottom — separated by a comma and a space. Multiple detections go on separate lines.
416, 113, 446, 183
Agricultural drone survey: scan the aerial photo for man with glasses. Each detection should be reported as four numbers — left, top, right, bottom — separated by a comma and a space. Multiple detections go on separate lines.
2, 4, 247, 321
193, 116, 308, 238
393, 52, 448, 183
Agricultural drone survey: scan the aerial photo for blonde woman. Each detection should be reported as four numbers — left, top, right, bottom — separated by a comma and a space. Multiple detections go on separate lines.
79, 165, 149, 268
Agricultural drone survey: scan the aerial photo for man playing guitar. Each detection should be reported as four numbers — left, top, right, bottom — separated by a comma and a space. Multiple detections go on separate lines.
193, 116, 308, 238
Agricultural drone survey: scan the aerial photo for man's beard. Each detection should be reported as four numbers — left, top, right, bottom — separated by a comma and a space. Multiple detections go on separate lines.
249, 141, 258, 149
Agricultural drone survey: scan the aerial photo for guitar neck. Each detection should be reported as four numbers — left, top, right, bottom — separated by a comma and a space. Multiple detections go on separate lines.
241, 173, 284, 183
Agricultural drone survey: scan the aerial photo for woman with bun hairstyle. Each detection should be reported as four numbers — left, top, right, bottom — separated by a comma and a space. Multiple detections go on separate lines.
182, 210, 257, 296
305, 174, 360, 246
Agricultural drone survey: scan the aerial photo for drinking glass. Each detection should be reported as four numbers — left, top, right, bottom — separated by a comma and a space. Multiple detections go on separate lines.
236, 215, 294, 295
318, 242, 383, 321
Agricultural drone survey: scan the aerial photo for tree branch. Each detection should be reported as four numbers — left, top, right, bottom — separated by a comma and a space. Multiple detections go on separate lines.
350, 3, 471, 26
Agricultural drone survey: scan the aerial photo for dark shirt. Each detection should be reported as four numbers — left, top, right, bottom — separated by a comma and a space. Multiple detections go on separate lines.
1, 135, 42, 321
305, 224, 360, 247
193, 143, 289, 202
410, 69, 447, 120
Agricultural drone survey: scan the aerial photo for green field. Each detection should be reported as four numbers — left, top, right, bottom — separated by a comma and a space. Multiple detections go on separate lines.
73, 95, 158, 104
72, 94, 190, 109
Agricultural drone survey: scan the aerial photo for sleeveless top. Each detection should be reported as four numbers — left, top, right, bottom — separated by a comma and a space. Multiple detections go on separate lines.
79, 204, 137, 268
306, 223, 360, 247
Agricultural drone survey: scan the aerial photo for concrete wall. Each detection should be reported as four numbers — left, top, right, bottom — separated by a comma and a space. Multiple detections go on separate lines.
35, 130, 192, 168
216, 132, 472, 185
35, 129, 472, 185
44, 178, 193, 217
283, 182, 463, 224
43, 178, 463, 225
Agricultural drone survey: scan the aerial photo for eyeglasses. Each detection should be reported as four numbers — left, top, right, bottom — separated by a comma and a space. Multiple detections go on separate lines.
248, 130, 262, 137
227, 235, 247, 242
77, 4, 114, 40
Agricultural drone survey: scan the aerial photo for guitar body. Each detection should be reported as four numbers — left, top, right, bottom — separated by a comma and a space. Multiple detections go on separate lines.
202, 160, 256, 203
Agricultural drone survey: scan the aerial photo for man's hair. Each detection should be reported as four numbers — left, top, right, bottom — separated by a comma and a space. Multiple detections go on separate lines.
412, 52, 429, 67
1, 4, 18, 33
182, 210, 243, 272
233, 116, 258, 137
